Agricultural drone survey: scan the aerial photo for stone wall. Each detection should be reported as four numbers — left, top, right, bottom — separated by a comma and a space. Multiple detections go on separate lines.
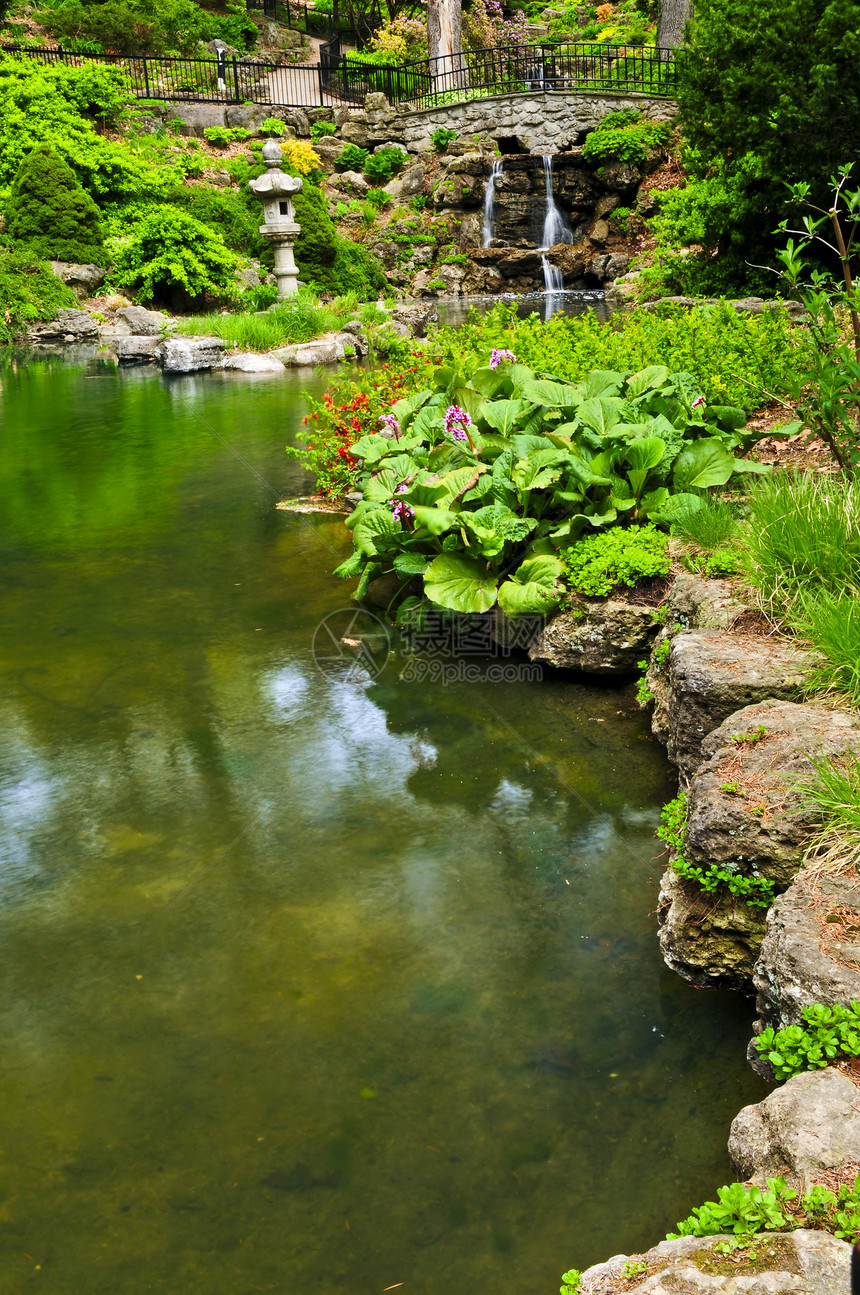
397, 90, 677, 154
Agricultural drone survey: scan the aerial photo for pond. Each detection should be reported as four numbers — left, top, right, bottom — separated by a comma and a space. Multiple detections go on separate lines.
435, 289, 613, 328
0, 356, 766, 1295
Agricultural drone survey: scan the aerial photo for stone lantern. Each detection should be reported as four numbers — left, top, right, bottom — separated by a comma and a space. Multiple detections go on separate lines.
248, 139, 303, 299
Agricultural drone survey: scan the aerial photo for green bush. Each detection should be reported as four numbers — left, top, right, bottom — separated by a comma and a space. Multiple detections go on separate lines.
581, 109, 671, 167
0, 242, 77, 343
431, 127, 458, 152
0, 55, 156, 200
562, 525, 670, 596
258, 117, 288, 138
753, 1001, 860, 1080
364, 146, 406, 185
173, 184, 269, 260
310, 121, 337, 142
4, 145, 108, 266
110, 205, 238, 306
672, 0, 860, 291
203, 126, 250, 147
292, 183, 386, 298
37, 0, 257, 55
335, 143, 370, 170
434, 300, 806, 413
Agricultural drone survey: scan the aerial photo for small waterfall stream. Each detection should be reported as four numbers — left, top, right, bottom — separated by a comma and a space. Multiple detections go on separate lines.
482, 158, 502, 248
539, 154, 574, 298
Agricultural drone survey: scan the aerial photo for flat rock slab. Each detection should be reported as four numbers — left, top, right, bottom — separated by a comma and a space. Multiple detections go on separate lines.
27, 308, 99, 342
651, 630, 813, 776
528, 600, 657, 674
271, 335, 350, 366
116, 336, 159, 364
753, 870, 860, 1033
729, 1067, 860, 1188
580, 1229, 850, 1295
220, 352, 285, 373
155, 336, 227, 373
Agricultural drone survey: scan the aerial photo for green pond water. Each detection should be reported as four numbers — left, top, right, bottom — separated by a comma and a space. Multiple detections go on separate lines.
0, 355, 767, 1295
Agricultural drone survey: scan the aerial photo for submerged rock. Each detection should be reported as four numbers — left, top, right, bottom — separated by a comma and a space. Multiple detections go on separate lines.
528, 599, 657, 674
729, 1067, 860, 1188
116, 336, 160, 364
579, 1229, 849, 1295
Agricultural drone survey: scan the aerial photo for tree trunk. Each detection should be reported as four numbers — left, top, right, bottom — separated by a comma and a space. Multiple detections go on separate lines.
657, 0, 692, 48
428, 0, 462, 64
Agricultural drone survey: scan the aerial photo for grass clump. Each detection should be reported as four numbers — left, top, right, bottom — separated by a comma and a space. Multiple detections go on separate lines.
796, 751, 860, 879
563, 525, 670, 597
671, 495, 739, 550
176, 289, 359, 350
744, 473, 860, 603
794, 590, 860, 707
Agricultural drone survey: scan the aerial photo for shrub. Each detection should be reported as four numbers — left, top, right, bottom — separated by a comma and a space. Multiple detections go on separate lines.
4, 145, 108, 266
203, 126, 250, 147
431, 127, 458, 153
753, 1001, 860, 1081
173, 185, 268, 259
281, 139, 322, 178
0, 56, 157, 201
581, 110, 671, 167
37, 0, 257, 55
310, 121, 337, 142
258, 117, 288, 137
562, 525, 670, 596
110, 206, 238, 306
433, 300, 805, 413
336, 143, 370, 170
292, 183, 386, 298
364, 146, 406, 185
0, 242, 77, 343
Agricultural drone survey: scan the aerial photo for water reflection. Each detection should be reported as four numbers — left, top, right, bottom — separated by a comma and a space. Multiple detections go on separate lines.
0, 359, 765, 1295
435, 289, 613, 327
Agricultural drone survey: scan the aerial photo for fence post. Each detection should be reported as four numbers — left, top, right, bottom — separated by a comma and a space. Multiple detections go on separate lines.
232, 54, 241, 103
142, 52, 151, 97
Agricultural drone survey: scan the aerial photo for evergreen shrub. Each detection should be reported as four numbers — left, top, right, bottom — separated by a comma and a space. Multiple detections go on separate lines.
4, 146, 108, 266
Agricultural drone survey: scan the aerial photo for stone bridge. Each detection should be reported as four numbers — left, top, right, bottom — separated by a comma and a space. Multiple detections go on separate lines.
391, 90, 677, 155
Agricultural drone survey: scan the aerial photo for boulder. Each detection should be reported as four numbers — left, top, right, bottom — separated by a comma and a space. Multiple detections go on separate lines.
390, 301, 437, 337
658, 702, 860, 989
657, 866, 769, 990
115, 305, 168, 336
116, 336, 160, 364
313, 138, 344, 172
225, 104, 265, 132
27, 308, 99, 342
544, 241, 590, 279
49, 261, 106, 299
387, 162, 425, 199
364, 92, 389, 112
340, 120, 369, 148
339, 170, 369, 194
729, 1068, 860, 1189
686, 703, 860, 891
587, 217, 610, 246
596, 158, 643, 193
578, 1230, 850, 1295
220, 352, 286, 373
753, 870, 860, 1033
589, 252, 630, 282
649, 630, 814, 777
270, 336, 347, 366
528, 600, 658, 674
154, 336, 226, 372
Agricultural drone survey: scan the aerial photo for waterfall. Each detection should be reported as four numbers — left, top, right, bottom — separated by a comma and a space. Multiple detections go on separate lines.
482, 158, 502, 248
539, 154, 573, 298
540, 155, 574, 250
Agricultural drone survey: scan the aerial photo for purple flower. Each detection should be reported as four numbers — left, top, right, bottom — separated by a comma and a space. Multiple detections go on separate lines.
391, 481, 415, 522
379, 412, 401, 437
490, 348, 517, 370
444, 404, 472, 442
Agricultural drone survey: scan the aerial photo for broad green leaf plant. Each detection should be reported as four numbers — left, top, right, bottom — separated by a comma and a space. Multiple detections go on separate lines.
336, 354, 770, 618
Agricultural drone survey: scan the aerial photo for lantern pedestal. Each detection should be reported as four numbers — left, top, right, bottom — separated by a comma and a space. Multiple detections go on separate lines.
248, 140, 303, 300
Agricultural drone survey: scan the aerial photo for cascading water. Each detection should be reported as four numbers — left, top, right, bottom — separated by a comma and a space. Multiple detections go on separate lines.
539, 154, 574, 299
482, 158, 502, 248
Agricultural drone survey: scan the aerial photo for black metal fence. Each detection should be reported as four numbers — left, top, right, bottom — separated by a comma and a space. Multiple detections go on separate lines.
246, 0, 367, 44
0, 38, 676, 109
323, 40, 678, 108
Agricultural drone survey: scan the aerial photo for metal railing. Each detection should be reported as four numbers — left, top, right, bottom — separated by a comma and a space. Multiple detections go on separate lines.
0, 38, 676, 109
245, 0, 364, 44
324, 39, 677, 108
